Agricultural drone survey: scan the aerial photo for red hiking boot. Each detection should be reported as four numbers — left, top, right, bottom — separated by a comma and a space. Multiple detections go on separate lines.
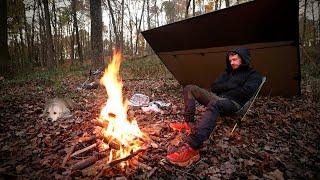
169, 122, 191, 134
166, 143, 200, 167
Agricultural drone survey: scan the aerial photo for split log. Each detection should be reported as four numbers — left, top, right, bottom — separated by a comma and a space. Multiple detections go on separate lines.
70, 143, 98, 157
71, 154, 104, 171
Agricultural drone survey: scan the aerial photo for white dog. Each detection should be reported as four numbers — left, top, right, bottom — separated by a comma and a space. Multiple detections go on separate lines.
43, 98, 74, 121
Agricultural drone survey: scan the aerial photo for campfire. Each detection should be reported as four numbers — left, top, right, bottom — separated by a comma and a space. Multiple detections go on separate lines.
60, 51, 156, 178
98, 51, 146, 166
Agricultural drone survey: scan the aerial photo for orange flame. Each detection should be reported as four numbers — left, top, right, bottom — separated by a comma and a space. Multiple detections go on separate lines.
99, 51, 144, 164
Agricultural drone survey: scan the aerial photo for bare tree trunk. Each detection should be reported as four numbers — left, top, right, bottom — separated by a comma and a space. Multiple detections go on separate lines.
126, 3, 134, 55
14, 35, 22, 67
192, 0, 195, 16
18, 17, 26, 67
155, 0, 159, 27
90, 0, 104, 68
106, 0, 120, 49
59, 18, 64, 63
22, 0, 31, 65
147, 0, 150, 29
120, 0, 125, 52
302, 0, 308, 45
185, 0, 191, 18
318, 1, 320, 45
214, 0, 219, 10
0, 0, 11, 76
72, 0, 83, 64
38, 0, 46, 67
70, 24, 75, 63
225, 0, 230, 7
52, 0, 60, 65
108, 19, 113, 54
38, 1, 43, 66
43, 0, 55, 68
30, 0, 37, 64
135, 0, 146, 55
311, 0, 316, 46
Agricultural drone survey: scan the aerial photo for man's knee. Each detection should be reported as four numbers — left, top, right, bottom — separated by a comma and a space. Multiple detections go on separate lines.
183, 85, 198, 94
207, 99, 236, 115
207, 99, 225, 112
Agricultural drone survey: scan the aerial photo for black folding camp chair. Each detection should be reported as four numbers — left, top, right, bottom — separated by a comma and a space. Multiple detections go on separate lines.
230, 76, 267, 134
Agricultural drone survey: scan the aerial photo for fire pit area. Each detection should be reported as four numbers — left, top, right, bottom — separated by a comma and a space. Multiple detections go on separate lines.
61, 52, 161, 177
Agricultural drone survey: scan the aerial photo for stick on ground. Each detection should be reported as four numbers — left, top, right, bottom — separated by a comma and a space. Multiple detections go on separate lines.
62, 144, 76, 167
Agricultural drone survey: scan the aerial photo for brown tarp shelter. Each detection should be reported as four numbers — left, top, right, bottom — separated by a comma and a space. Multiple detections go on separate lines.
142, 0, 300, 97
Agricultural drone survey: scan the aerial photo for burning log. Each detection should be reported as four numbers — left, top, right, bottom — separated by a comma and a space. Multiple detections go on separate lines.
92, 118, 108, 128
93, 148, 146, 179
71, 153, 104, 171
102, 136, 121, 150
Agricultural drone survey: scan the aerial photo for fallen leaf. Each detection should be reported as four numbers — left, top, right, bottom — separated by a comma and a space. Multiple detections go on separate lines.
16, 165, 25, 174
264, 169, 284, 180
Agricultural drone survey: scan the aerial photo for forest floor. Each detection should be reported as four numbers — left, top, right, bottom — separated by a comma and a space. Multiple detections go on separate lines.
0, 65, 319, 179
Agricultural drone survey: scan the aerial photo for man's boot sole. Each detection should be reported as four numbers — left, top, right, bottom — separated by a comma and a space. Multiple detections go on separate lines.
167, 154, 200, 167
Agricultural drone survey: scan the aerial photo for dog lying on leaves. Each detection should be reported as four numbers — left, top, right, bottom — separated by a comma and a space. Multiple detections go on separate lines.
43, 98, 75, 121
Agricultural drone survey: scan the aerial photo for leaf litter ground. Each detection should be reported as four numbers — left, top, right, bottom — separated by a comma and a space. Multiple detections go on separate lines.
0, 76, 319, 179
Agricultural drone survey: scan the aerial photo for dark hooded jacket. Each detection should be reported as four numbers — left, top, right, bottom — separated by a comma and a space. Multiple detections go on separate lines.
210, 48, 262, 106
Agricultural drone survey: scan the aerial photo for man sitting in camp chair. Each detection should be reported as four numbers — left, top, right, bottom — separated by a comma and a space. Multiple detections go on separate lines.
167, 47, 263, 167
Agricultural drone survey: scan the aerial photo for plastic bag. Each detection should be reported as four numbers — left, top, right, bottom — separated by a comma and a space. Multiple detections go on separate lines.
128, 93, 150, 107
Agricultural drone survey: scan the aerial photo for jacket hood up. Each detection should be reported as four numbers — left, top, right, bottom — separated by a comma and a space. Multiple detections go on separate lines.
225, 47, 251, 72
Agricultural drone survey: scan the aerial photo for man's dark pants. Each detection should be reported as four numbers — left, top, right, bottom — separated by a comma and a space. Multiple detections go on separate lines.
182, 85, 241, 149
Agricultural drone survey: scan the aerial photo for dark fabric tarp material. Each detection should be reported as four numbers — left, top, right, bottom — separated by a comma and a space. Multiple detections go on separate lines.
142, 0, 300, 97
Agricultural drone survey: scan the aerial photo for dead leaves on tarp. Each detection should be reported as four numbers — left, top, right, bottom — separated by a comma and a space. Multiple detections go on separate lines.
0, 78, 319, 179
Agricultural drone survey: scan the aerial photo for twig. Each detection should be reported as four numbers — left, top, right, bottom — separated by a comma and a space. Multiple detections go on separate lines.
70, 143, 98, 158
62, 144, 76, 167
230, 123, 238, 135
